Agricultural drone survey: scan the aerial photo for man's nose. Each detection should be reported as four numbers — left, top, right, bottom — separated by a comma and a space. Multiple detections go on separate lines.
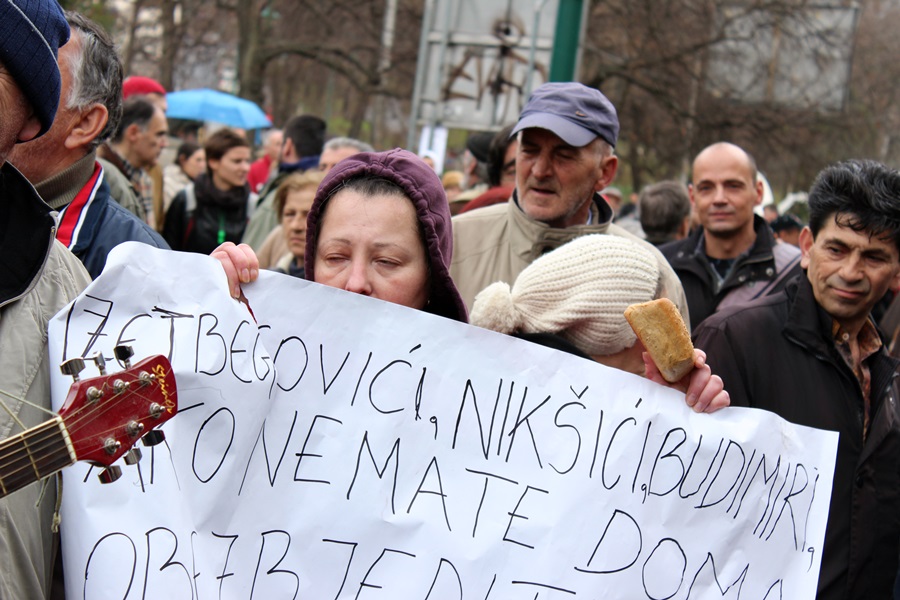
531, 152, 552, 178
712, 185, 727, 203
839, 255, 865, 282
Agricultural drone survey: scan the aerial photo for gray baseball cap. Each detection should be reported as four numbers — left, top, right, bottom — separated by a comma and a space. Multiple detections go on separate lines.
511, 82, 619, 148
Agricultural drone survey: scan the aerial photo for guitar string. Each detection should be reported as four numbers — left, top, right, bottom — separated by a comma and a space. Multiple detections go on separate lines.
0, 371, 173, 484
0, 378, 169, 480
59, 361, 176, 429
0, 360, 175, 459
0, 362, 176, 485
0, 388, 53, 431
0, 422, 68, 488
40, 360, 175, 433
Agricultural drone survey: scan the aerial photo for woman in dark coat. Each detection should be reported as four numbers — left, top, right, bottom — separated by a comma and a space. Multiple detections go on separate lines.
163, 128, 253, 254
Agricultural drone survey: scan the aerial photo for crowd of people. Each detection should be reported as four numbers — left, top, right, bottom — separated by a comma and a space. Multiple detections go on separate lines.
2, 1, 900, 599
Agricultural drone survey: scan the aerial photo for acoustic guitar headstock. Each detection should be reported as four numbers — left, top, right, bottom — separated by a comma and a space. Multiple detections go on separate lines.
58, 346, 177, 483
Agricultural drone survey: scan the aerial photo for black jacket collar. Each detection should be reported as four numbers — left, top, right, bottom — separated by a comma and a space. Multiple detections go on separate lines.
0, 163, 56, 308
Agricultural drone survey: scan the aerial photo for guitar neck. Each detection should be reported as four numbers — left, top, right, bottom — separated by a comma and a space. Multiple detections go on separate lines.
0, 417, 77, 498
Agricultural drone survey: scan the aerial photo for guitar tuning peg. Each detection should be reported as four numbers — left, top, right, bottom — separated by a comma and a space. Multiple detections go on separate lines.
142, 430, 165, 447
60, 357, 86, 381
98, 465, 122, 484
92, 352, 107, 375
103, 438, 121, 455
124, 448, 142, 465
114, 345, 134, 369
125, 420, 145, 438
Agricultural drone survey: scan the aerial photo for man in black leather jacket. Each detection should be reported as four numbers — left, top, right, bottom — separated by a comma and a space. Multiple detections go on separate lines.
694, 159, 900, 600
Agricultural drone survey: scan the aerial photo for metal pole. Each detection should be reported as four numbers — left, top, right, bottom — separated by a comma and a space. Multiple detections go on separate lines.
407, 0, 436, 150
375, 0, 399, 145
430, 0, 457, 146
572, 0, 590, 81
548, 0, 584, 82
525, 0, 550, 98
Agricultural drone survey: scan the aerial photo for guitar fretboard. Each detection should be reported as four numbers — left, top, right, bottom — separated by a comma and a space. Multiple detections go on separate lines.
0, 417, 76, 498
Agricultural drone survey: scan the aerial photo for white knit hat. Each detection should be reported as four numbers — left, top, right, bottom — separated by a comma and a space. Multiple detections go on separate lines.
470, 235, 661, 356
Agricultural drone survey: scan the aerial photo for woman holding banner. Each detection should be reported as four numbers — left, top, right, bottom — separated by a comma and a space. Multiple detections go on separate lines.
212, 148, 727, 412
215, 148, 467, 321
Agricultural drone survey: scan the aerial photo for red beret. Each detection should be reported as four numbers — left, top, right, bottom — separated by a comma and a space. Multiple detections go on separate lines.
123, 76, 166, 99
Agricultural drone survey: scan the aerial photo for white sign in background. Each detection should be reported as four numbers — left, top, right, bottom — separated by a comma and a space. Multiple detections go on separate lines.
49, 243, 837, 599
416, 0, 558, 131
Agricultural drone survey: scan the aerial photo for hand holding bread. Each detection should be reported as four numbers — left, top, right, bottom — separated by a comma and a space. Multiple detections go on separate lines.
625, 298, 730, 413
624, 298, 694, 383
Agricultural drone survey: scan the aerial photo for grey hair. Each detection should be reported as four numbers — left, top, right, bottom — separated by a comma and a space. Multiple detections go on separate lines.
324, 136, 374, 153
594, 138, 614, 159
263, 128, 282, 144
64, 11, 123, 150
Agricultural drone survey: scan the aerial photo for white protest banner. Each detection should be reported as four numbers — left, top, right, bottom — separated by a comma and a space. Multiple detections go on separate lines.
49, 243, 838, 599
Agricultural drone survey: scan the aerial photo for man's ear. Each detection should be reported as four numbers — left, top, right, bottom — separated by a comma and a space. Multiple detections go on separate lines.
798, 226, 814, 269
890, 268, 900, 294
65, 105, 108, 150
124, 122, 142, 144
754, 178, 764, 207
16, 113, 42, 144
678, 215, 691, 239
281, 137, 294, 162
593, 154, 619, 192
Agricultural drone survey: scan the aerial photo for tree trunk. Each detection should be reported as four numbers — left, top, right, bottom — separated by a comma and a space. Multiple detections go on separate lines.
121, 0, 146, 77
236, 0, 265, 102
158, 0, 179, 90
348, 89, 370, 139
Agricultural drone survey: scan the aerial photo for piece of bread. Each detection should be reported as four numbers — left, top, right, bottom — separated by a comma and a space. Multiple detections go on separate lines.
624, 298, 694, 383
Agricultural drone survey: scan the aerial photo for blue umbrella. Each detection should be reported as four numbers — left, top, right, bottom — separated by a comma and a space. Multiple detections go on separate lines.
165, 88, 272, 129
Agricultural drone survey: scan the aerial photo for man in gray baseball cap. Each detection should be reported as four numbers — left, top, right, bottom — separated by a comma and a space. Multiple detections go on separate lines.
450, 81, 688, 324
0, 0, 91, 597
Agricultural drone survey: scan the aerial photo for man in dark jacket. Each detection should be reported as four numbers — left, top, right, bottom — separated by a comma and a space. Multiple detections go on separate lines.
661, 142, 802, 329
694, 159, 900, 600
241, 114, 326, 250
8, 11, 168, 279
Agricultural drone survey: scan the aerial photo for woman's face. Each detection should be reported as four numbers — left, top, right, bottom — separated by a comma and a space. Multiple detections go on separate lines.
314, 189, 429, 310
282, 188, 316, 261
208, 146, 251, 190
181, 149, 206, 180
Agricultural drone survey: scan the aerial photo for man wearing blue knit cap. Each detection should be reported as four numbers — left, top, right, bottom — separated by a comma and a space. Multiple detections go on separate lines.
450, 82, 689, 325
0, 0, 92, 597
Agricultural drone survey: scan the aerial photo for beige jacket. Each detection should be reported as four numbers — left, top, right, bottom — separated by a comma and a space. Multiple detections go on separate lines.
0, 165, 91, 599
451, 194, 690, 327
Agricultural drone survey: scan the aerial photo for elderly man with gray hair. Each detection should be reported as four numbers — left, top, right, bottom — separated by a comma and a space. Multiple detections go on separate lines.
318, 136, 374, 173
0, 0, 92, 597
8, 10, 169, 280
450, 82, 688, 321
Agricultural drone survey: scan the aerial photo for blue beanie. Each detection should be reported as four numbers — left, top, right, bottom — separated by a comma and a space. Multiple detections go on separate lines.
0, 0, 69, 138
